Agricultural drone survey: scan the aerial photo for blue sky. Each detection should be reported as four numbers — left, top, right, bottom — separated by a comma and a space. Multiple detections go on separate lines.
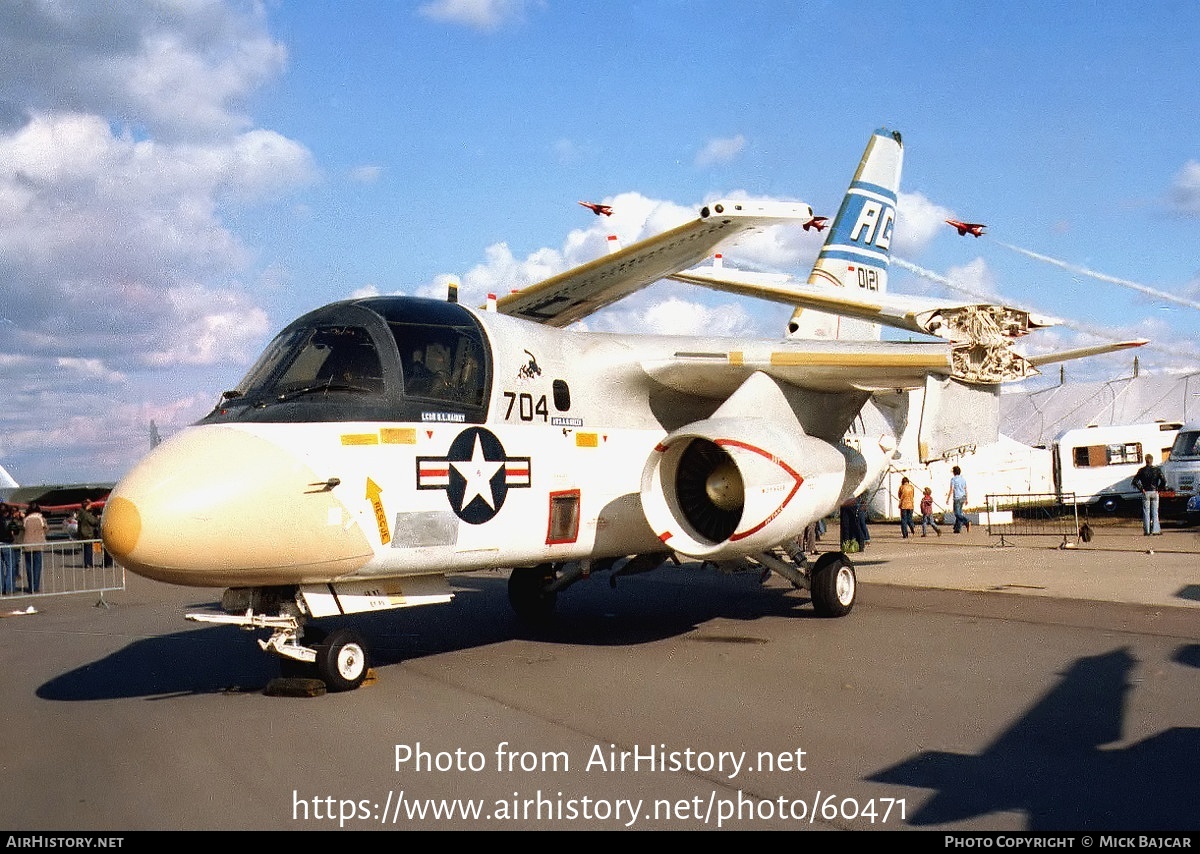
1, 0, 1199, 483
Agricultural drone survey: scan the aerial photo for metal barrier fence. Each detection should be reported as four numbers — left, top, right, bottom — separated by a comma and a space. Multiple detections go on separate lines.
984, 493, 1083, 548
0, 540, 125, 606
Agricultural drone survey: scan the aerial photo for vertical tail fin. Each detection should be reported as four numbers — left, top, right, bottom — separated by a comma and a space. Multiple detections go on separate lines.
787, 128, 903, 341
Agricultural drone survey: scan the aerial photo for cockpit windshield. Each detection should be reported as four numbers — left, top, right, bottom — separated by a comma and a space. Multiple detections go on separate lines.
205, 296, 492, 425
231, 325, 384, 402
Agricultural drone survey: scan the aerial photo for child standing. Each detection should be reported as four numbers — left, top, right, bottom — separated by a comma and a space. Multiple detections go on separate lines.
920, 487, 941, 537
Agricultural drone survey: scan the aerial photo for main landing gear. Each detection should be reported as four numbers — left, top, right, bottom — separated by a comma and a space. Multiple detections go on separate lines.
506, 548, 857, 623
753, 546, 857, 617
807, 553, 857, 617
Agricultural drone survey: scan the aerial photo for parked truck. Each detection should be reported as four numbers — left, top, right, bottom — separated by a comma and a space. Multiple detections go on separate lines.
1162, 423, 1200, 523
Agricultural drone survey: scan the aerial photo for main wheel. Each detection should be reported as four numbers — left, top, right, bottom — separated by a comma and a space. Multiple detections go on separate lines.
314, 628, 369, 691
810, 553, 856, 617
508, 564, 558, 623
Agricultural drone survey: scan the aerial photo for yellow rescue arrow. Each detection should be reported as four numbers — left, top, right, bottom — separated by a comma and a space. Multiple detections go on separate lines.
366, 477, 391, 545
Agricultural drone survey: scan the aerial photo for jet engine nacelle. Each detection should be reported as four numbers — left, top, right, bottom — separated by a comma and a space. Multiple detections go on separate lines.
640, 415, 847, 560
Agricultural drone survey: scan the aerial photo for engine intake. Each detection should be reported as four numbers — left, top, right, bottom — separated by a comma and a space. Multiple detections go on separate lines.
641, 415, 846, 559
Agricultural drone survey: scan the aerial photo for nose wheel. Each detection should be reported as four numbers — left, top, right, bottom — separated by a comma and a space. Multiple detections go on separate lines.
309, 629, 369, 692
189, 602, 375, 692
274, 625, 370, 692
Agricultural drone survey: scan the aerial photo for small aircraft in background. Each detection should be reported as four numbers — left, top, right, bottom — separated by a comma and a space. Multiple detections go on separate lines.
578, 201, 614, 217
803, 215, 829, 232
945, 219, 986, 237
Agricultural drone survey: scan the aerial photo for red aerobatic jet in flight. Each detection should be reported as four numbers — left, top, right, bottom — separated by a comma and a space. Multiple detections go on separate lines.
945, 219, 986, 237
803, 215, 829, 232
579, 201, 614, 217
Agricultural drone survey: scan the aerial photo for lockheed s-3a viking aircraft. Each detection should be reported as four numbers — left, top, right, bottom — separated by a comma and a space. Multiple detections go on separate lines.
100, 129, 1141, 691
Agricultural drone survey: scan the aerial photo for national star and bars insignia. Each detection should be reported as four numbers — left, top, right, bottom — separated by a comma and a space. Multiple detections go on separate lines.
416, 427, 531, 524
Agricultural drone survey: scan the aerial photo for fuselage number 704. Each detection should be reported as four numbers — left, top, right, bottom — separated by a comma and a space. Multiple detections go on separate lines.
503, 391, 549, 422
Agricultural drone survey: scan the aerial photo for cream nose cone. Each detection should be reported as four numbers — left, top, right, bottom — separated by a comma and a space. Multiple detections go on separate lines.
102, 426, 373, 586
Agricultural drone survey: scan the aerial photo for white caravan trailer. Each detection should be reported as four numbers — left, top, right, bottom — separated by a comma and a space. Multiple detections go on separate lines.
1052, 421, 1181, 512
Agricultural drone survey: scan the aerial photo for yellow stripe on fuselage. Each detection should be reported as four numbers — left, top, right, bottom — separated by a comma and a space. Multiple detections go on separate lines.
768, 351, 946, 368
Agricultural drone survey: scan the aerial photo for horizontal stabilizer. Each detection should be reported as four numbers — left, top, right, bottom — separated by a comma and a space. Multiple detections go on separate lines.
1025, 339, 1148, 367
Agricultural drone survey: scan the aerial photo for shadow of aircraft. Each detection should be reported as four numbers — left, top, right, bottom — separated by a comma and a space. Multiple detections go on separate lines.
869, 647, 1200, 829
38, 563, 822, 701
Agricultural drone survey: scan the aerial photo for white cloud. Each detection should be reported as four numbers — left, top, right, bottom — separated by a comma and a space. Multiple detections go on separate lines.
0, 2, 314, 481
350, 284, 382, 299
55, 357, 125, 384
589, 296, 758, 337
695, 134, 747, 169
141, 285, 270, 368
0, 389, 218, 483
0, 0, 288, 140
1168, 160, 1200, 215
351, 165, 383, 184
944, 257, 1000, 302
551, 138, 585, 165
0, 112, 312, 368
418, 0, 533, 31
896, 191, 954, 256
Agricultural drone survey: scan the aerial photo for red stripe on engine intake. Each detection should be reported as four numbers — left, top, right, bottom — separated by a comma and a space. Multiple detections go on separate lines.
714, 438, 805, 542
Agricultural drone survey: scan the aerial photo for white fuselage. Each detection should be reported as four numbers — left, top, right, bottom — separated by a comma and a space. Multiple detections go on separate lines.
101, 301, 886, 589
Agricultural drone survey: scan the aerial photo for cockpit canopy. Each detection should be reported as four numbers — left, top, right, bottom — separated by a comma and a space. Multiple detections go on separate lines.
203, 296, 492, 425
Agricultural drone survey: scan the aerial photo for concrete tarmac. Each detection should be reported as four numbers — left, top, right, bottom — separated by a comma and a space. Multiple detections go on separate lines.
0, 516, 1196, 831
845, 514, 1200, 611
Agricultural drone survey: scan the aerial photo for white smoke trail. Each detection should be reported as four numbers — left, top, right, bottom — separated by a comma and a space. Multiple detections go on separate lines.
892, 256, 996, 302
996, 242, 1200, 312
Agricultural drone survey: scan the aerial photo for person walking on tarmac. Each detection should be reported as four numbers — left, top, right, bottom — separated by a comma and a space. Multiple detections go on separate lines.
897, 477, 916, 539
1132, 453, 1167, 536
920, 487, 941, 537
947, 466, 970, 533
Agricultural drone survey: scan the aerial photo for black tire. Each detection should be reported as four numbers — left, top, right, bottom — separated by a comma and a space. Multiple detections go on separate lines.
1099, 496, 1121, 514
810, 553, 856, 618
508, 564, 558, 623
314, 628, 370, 692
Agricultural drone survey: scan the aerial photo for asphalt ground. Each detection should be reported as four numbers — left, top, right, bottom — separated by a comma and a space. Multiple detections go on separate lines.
0, 514, 1196, 831
845, 513, 1200, 611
